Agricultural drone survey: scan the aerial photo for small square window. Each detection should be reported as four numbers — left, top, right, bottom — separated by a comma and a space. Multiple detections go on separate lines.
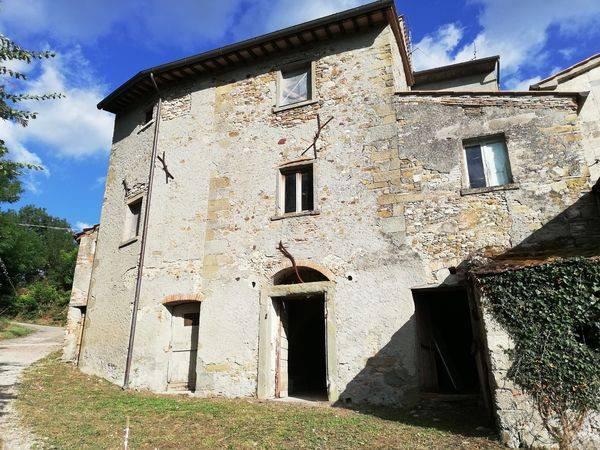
278, 65, 312, 107
464, 138, 513, 188
280, 165, 314, 214
124, 198, 142, 240
144, 107, 154, 124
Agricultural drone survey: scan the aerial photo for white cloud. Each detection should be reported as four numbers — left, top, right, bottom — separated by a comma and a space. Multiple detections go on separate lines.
4, 48, 113, 161
411, 0, 600, 87
559, 47, 576, 60
505, 75, 542, 91
411, 24, 464, 71
0, 0, 367, 49
74, 221, 92, 231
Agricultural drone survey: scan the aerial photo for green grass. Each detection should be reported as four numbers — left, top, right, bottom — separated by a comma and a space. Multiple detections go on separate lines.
17, 354, 502, 449
0, 318, 34, 340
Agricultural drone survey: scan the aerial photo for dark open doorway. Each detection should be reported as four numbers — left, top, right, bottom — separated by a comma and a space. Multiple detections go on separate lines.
413, 288, 482, 395
276, 294, 327, 400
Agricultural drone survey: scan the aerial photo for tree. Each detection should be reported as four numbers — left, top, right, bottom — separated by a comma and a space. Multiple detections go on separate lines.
0, 206, 76, 320
0, 33, 62, 203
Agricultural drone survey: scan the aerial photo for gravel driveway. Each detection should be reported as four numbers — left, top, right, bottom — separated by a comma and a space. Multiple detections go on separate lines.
0, 323, 63, 450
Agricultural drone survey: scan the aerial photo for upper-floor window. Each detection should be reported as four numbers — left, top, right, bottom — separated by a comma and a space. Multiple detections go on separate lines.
144, 107, 154, 124
123, 197, 142, 241
464, 138, 513, 188
280, 164, 314, 214
278, 63, 313, 108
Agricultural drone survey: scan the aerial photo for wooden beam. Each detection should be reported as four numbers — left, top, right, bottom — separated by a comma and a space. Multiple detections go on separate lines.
200, 61, 215, 72
224, 54, 237, 65
248, 47, 261, 59
284, 36, 296, 48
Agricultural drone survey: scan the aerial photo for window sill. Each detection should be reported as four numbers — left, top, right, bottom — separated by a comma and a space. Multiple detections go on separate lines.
270, 210, 320, 221
272, 99, 318, 114
119, 236, 139, 248
460, 183, 520, 196
137, 120, 155, 134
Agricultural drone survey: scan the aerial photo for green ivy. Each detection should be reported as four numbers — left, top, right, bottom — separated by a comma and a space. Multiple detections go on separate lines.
474, 258, 600, 448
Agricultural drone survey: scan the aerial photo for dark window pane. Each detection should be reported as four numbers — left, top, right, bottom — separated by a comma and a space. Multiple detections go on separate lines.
284, 173, 296, 213
129, 200, 142, 237
465, 145, 486, 188
184, 312, 199, 326
144, 108, 153, 124
301, 167, 314, 211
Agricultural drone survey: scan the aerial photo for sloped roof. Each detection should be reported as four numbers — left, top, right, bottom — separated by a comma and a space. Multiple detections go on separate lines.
98, 0, 413, 114
530, 53, 600, 90
413, 55, 499, 86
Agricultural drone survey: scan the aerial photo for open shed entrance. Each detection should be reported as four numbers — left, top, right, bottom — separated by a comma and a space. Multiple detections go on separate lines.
413, 288, 484, 397
274, 293, 327, 400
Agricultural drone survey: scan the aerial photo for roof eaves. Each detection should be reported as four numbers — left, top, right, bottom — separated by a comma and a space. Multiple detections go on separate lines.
97, 0, 400, 112
413, 55, 499, 78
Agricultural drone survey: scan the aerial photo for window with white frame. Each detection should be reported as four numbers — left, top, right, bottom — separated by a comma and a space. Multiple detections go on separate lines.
280, 165, 314, 214
124, 197, 142, 240
464, 138, 513, 189
278, 64, 312, 107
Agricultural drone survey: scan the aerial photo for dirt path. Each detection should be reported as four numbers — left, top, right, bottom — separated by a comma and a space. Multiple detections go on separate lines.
0, 323, 63, 450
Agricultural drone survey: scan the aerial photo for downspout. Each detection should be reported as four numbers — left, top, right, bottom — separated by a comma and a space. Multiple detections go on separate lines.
123, 72, 162, 389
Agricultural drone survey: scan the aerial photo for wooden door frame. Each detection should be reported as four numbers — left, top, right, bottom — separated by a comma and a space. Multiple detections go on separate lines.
412, 284, 494, 413
257, 281, 338, 401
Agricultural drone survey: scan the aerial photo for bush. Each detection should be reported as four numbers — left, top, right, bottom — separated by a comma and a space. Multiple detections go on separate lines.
14, 281, 70, 323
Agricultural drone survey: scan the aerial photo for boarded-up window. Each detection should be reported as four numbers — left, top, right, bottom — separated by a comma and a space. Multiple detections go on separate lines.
280, 165, 314, 214
279, 65, 311, 107
465, 139, 512, 188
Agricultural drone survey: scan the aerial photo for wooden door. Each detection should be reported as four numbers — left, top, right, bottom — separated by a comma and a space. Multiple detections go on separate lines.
168, 303, 200, 391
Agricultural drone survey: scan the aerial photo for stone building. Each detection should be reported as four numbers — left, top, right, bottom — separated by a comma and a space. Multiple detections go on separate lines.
64, 1, 599, 447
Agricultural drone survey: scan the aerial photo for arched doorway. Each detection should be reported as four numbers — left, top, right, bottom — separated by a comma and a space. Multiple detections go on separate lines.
257, 265, 337, 402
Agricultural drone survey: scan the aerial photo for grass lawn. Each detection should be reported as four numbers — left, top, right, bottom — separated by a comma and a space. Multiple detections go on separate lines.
17, 354, 502, 449
0, 318, 34, 340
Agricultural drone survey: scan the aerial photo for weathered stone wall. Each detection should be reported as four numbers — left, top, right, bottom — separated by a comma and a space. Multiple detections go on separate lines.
80, 24, 425, 403
549, 64, 600, 182
387, 92, 599, 447
478, 293, 600, 448
63, 227, 98, 363
78, 24, 599, 444
384, 93, 598, 276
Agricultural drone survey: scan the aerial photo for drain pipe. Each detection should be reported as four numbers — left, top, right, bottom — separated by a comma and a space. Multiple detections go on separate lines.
123, 72, 162, 389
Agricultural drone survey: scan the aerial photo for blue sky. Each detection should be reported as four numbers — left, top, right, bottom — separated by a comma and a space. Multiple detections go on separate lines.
1, 0, 599, 230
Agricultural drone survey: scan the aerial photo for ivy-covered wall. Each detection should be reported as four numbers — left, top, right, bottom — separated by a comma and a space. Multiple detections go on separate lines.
472, 258, 599, 448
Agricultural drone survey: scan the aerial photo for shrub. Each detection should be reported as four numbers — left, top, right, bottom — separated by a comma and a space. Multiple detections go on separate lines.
14, 281, 70, 322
